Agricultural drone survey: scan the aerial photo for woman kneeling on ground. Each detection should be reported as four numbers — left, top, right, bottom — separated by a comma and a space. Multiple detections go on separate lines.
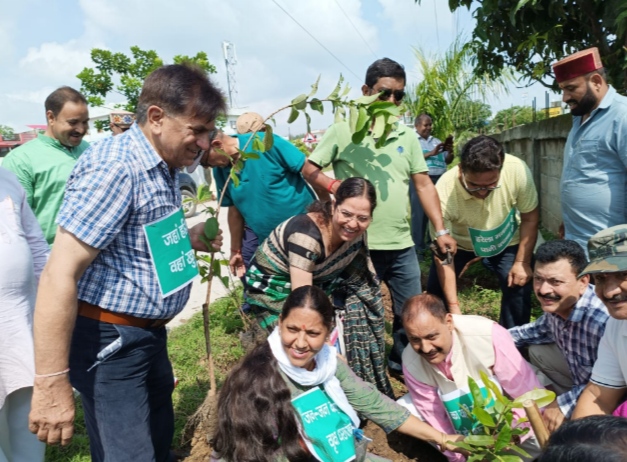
212, 285, 464, 462
245, 177, 392, 396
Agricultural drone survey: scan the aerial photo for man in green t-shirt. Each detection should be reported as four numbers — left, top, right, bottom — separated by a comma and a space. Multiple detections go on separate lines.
3, 86, 90, 244
303, 58, 457, 374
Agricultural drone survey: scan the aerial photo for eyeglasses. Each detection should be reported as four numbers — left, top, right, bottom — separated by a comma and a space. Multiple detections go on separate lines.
376, 88, 405, 102
461, 173, 501, 193
337, 208, 371, 224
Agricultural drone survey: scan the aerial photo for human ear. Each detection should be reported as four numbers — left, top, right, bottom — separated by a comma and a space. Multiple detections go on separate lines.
361, 84, 370, 96
146, 106, 165, 133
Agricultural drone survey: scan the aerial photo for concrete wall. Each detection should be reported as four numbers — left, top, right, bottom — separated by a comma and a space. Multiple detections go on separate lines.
492, 114, 572, 235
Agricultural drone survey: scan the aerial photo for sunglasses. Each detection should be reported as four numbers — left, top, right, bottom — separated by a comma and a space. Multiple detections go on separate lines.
377, 88, 405, 102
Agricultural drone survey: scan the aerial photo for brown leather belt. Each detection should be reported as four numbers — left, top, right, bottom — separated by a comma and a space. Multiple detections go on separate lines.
77, 301, 172, 329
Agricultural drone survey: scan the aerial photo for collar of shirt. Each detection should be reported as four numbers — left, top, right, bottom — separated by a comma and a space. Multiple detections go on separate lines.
36, 133, 82, 155
563, 284, 598, 323
127, 123, 167, 172
418, 134, 433, 143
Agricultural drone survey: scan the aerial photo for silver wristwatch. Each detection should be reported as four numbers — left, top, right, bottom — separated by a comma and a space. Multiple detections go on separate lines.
434, 228, 450, 238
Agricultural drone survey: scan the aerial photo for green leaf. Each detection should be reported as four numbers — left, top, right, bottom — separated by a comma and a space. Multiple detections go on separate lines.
220, 276, 230, 288
309, 75, 320, 98
263, 124, 274, 151
448, 441, 476, 451
240, 151, 260, 160
334, 106, 346, 124
292, 94, 307, 110
230, 169, 240, 187
498, 455, 524, 462
252, 134, 265, 152
473, 405, 497, 428
287, 106, 299, 123
198, 235, 212, 250
203, 217, 219, 240
468, 376, 487, 408
356, 106, 369, 133
304, 112, 312, 134
354, 93, 381, 105
351, 124, 369, 145
211, 258, 222, 277
341, 83, 351, 97
371, 113, 386, 139
464, 435, 495, 447
481, 371, 507, 404
327, 74, 344, 99
506, 444, 531, 458
494, 424, 512, 451
510, 0, 531, 25
235, 159, 244, 172
309, 98, 324, 115
512, 388, 555, 408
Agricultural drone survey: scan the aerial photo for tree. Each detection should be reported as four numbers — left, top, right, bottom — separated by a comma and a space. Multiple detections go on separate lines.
417, 0, 627, 92
77, 46, 217, 130
0, 124, 14, 139
487, 106, 548, 134
403, 39, 508, 150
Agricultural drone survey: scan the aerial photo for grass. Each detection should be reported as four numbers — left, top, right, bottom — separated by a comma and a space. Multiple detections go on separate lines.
46, 289, 246, 462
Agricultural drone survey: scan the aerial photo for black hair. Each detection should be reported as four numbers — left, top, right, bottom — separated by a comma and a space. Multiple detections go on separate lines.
401, 293, 448, 325
135, 63, 226, 124
212, 342, 309, 462
212, 285, 334, 461
414, 113, 432, 126
45, 86, 87, 117
280, 285, 335, 331
307, 177, 376, 226
364, 58, 406, 88
535, 240, 589, 276
535, 415, 627, 462
459, 135, 505, 173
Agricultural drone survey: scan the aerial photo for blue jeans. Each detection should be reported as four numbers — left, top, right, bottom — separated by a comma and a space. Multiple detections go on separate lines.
239, 225, 259, 313
69, 315, 174, 462
370, 247, 422, 372
409, 174, 441, 253
426, 244, 532, 328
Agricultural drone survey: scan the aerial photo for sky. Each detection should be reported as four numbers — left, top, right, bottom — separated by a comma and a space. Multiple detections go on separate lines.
0, 0, 560, 137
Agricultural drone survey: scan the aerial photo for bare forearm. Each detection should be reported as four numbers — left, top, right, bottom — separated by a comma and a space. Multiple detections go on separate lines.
228, 206, 244, 251
435, 259, 460, 309
301, 160, 335, 199
33, 269, 80, 374
397, 416, 446, 446
516, 209, 539, 263
418, 182, 446, 231
572, 383, 625, 419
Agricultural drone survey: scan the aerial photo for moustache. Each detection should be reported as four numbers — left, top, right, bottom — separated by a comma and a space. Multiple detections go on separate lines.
602, 294, 627, 303
537, 292, 561, 301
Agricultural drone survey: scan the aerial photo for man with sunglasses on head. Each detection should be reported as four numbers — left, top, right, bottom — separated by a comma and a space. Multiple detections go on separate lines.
27, 64, 225, 462
426, 135, 539, 329
303, 57, 456, 376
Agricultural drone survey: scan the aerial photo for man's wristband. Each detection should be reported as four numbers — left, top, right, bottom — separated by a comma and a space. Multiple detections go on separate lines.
231, 248, 242, 254
434, 229, 450, 238
35, 368, 70, 378
327, 179, 341, 193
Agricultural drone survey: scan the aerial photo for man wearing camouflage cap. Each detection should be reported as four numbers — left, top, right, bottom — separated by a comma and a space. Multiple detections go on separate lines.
572, 225, 627, 419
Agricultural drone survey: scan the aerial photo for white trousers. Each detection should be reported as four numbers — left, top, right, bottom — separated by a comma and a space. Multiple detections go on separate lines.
0, 387, 45, 462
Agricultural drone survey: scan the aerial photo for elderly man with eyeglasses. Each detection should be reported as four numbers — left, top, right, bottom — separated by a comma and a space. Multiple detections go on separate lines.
426, 135, 540, 328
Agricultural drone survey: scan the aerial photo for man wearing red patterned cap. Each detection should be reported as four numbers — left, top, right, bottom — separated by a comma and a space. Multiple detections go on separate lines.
554, 47, 627, 255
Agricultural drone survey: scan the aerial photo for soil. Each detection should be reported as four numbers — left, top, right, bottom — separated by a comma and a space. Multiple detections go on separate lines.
181, 283, 447, 462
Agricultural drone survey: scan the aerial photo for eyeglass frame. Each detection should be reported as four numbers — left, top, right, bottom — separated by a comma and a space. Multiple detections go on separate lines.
461, 172, 501, 193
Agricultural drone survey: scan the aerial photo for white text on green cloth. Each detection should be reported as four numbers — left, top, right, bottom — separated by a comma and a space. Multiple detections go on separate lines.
468, 207, 518, 258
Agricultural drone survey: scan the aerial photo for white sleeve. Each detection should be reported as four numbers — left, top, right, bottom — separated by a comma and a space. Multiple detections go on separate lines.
590, 319, 627, 389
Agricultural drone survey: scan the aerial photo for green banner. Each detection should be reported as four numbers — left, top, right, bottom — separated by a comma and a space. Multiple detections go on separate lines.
440, 379, 498, 436
291, 387, 356, 462
467, 207, 518, 257
425, 149, 447, 170
143, 208, 199, 297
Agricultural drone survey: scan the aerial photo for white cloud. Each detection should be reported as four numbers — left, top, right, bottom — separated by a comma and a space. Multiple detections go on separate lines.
19, 41, 94, 82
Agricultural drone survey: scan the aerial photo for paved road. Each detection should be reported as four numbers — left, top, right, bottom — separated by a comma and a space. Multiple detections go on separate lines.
170, 196, 233, 329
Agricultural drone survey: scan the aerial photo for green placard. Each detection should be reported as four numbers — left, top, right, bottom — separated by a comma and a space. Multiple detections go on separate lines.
425, 149, 447, 170
291, 387, 356, 462
440, 379, 498, 436
143, 208, 199, 297
467, 207, 518, 257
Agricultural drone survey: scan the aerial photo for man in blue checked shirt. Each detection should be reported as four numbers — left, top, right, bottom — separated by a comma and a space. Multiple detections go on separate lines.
28, 64, 226, 462
509, 240, 608, 433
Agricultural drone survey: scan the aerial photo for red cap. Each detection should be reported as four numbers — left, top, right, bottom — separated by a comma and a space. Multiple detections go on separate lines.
552, 47, 603, 83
